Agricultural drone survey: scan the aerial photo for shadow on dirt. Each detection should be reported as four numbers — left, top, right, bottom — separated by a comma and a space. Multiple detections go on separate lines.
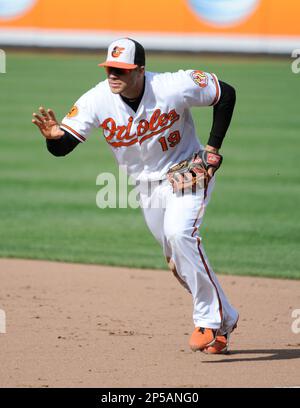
202, 348, 300, 363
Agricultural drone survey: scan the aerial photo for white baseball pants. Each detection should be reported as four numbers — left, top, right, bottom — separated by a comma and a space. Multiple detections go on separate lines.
138, 177, 238, 333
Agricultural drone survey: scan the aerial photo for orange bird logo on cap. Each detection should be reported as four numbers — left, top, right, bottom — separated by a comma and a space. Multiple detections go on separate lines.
111, 46, 125, 58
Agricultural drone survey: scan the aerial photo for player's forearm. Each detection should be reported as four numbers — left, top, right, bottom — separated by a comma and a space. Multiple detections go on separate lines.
207, 81, 236, 150
46, 130, 80, 156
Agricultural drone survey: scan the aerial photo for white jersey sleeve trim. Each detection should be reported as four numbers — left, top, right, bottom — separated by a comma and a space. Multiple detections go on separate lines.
210, 73, 221, 106
60, 123, 86, 143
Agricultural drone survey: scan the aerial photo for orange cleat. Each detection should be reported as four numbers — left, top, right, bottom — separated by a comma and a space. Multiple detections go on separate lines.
189, 327, 217, 352
203, 334, 229, 354
203, 318, 239, 354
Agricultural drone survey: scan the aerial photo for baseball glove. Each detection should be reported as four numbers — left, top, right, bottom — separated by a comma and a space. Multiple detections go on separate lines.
166, 149, 223, 193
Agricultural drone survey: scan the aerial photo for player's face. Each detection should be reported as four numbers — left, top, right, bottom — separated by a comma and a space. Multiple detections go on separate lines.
106, 66, 145, 99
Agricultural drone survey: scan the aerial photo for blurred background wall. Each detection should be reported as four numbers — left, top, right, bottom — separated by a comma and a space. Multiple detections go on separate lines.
0, 0, 299, 54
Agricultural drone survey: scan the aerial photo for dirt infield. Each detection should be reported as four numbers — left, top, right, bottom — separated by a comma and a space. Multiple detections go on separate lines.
0, 258, 299, 388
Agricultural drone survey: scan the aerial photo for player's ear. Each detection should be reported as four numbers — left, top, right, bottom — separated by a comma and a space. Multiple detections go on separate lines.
138, 66, 145, 75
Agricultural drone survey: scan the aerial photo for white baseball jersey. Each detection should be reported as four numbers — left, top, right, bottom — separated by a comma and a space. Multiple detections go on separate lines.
61, 69, 221, 182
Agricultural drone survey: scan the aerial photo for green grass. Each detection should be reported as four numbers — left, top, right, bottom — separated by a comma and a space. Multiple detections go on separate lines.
0, 51, 299, 278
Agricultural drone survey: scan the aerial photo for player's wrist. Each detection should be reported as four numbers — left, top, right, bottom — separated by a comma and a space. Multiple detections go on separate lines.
205, 144, 219, 154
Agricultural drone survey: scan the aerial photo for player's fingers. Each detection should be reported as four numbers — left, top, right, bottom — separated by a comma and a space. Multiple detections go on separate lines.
39, 106, 49, 119
32, 119, 44, 129
32, 113, 45, 124
47, 109, 58, 123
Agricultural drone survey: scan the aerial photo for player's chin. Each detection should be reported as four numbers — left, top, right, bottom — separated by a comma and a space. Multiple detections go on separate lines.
108, 83, 123, 94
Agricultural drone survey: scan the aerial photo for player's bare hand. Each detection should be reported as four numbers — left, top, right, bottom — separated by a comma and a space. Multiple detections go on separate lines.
32, 107, 65, 139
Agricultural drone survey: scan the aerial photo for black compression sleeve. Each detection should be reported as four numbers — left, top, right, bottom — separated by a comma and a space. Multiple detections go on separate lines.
46, 130, 80, 156
207, 80, 236, 149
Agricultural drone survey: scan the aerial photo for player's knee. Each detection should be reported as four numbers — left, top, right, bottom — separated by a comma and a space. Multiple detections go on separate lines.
165, 228, 192, 246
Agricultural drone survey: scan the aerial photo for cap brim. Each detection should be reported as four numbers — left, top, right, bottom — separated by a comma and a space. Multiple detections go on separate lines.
98, 61, 138, 69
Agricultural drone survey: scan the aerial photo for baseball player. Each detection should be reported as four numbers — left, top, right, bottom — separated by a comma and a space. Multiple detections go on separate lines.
32, 38, 239, 354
